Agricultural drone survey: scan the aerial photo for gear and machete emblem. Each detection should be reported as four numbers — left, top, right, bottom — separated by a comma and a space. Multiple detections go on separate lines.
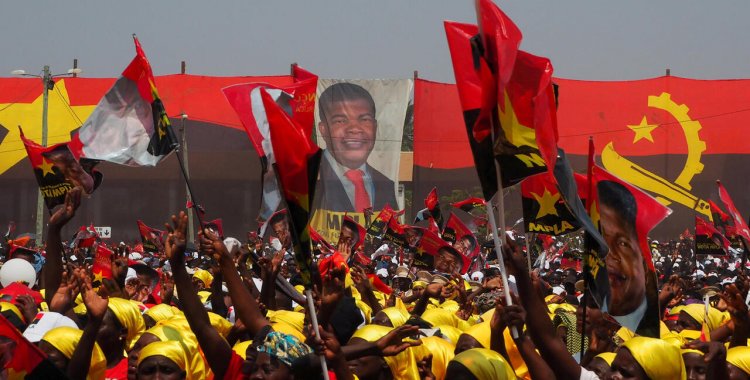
601, 92, 713, 220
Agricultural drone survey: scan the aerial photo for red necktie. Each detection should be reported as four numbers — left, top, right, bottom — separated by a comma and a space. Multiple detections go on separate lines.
344, 169, 371, 212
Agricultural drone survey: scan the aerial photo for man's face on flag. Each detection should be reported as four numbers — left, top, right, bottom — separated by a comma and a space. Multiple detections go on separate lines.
600, 203, 646, 316
319, 99, 377, 169
271, 220, 291, 250
435, 247, 459, 274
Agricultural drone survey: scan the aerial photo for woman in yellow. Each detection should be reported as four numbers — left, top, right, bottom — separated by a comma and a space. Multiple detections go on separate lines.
445, 348, 516, 380
609, 336, 686, 380
39, 326, 107, 380
136, 341, 187, 380
727, 346, 750, 380
347, 324, 421, 380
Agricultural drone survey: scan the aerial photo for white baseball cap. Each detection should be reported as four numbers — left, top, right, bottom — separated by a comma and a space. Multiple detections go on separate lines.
22, 312, 78, 343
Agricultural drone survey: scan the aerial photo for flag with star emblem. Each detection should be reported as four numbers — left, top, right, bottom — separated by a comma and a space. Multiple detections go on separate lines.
441, 213, 480, 260
708, 200, 736, 237
262, 87, 322, 289
695, 216, 730, 256
424, 187, 444, 228
222, 65, 318, 221
71, 224, 99, 248
520, 171, 581, 236
591, 164, 671, 338
0, 313, 65, 379
92, 244, 114, 286
717, 180, 750, 242
408, 226, 441, 270
19, 128, 96, 210
382, 216, 408, 248
71, 36, 176, 167
137, 220, 164, 253
365, 204, 396, 245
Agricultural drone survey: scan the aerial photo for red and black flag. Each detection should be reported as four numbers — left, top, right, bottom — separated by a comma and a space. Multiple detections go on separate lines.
92, 244, 114, 286
407, 226, 440, 270
137, 220, 164, 253
695, 216, 730, 256
383, 217, 408, 248
592, 164, 672, 338
308, 226, 333, 253
71, 224, 99, 248
441, 213, 480, 261
717, 180, 750, 242
0, 314, 66, 379
708, 200, 736, 237
263, 87, 322, 289
424, 187, 443, 228
202, 218, 224, 239
70, 36, 176, 166
451, 197, 486, 214
20, 128, 96, 210
520, 171, 580, 236
365, 204, 396, 244
222, 65, 318, 220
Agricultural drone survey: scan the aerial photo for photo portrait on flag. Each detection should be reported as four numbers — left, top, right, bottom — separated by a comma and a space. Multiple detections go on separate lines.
311, 79, 412, 243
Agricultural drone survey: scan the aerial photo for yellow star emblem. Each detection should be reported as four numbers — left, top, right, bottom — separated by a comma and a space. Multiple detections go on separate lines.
37, 157, 55, 177
531, 188, 560, 219
627, 116, 659, 143
93, 270, 104, 284
0, 79, 97, 175
498, 91, 537, 149
590, 201, 600, 229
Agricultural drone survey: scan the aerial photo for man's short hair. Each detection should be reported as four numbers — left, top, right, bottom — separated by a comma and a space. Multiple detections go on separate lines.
268, 210, 288, 226
318, 82, 376, 120
597, 180, 637, 235
341, 219, 360, 245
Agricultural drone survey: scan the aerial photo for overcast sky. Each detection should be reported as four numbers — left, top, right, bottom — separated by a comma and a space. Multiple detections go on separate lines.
1, 1, 748, 82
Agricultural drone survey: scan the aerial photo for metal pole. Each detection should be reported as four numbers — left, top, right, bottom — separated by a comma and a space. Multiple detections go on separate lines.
35, 66, 51, 247
180, 115, 195, 243
305, 289, 330, 380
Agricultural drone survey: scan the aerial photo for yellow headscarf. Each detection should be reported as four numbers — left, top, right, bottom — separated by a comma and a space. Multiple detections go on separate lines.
137, 341, 187, 371
413, 280, 428, 289
0, 302, 24, 324
192, 269, 213, 288
267, 310, 305, 334
41, 326, 106, 380
680, 304, 728, 331
727, 346, 750, 375
595, 352, 616, 366
144, 304, 181, 324
147, 318, 206, 380
381, 307, 409, 328
271, 322, 306, 342
197, 291, 211, 305
463, 321, 491, 348
435, 324, 462, 344
106, 297, 145, 350
350, 325, 420, 380
621, 336, 686, 380
449, 348, 516, 380
207, 312, 233, 337
422, 308, 469, 331
232, 340, 253, 359
412, 336, 455, 380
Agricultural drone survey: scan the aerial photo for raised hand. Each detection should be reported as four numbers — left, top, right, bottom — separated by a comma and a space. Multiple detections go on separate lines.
309, 325, 343, 362
375, 325, 422, 356
15, 295, 38, 326
417, 354, 436, 380
81, 271, 108, 323
164, 212, 189, 264
424, 283, 442, 299
199, 227, 230, 263
49, 268, 82, 314
721, 284, 749, 320
48, 187, 82, 228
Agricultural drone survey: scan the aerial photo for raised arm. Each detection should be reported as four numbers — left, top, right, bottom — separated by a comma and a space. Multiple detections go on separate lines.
68, 273, 105, 380
166, 212, 232, 379
44, 187, 81, 304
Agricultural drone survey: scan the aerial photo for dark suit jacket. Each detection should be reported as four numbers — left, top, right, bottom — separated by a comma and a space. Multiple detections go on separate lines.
314, 155, 398, 212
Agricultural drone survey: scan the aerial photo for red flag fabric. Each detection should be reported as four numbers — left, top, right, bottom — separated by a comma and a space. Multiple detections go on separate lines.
424, 187, 443, 227
71, 36, 176, 166
717, 180, 750, 242
708, 200, 735, 237
367, 273, 393, 295
72, 224, 99, 248
92, 244, 114, 285
0, 283, 43, 305
203, 219, 224, 239
520, 171, 581, 236
0, 313, 58, 378
263, 87, 322, 288
308, 226, 333, 252
137, 220, 164, 253
695, 216, 730, 256
365, 204, 396, 244
441, 213, 480, 268
451, 197, 486, 213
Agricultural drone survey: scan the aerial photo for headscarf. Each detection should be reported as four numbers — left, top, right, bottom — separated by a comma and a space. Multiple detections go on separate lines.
381, 307, 409, 328
435, 324, 462, 344
192, 269, 213, 288
232, 340, 253, 359
256, 331, 312, 367
595, 352, 616, 366
137, 340, 187, 371
106, 297, 145, 349
412, 336, 455, 380
350, 325, 420, 380
680, 304, 727, 331
422, 308, 469, 331
267, 310, 305, 334
621, 336, 686, 380
144, 304, 180, 324
207, 312, 233, 337
41, 326, 107, 380
449, 348, 516, 380
727, 346, 750, 375
147, 318, 205, 380
553, 310, 588, 355
463, 321, 491, 348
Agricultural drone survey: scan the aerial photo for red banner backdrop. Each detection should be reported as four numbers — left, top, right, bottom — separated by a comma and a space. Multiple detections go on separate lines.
413, 76, 750, 238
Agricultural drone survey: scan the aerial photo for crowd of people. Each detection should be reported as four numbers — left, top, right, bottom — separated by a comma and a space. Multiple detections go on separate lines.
2, 185, 750, 380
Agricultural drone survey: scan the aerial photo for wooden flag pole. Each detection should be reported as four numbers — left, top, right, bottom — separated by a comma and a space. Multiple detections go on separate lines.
525, 233, 532, 272
306, 289, 330, 380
